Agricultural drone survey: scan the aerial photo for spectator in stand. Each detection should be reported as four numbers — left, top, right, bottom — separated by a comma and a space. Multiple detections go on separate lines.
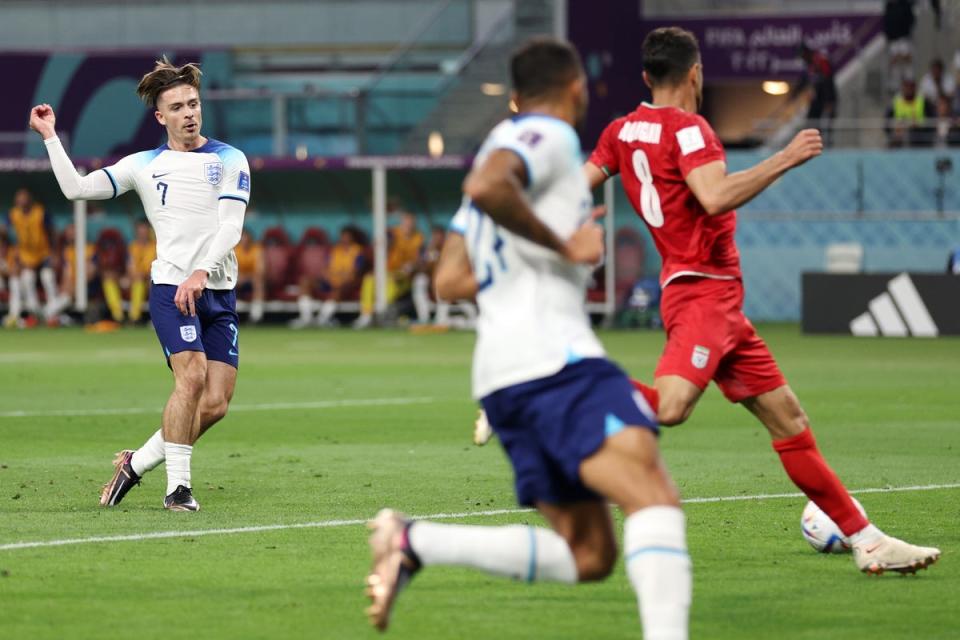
884, 0, 916, 92
887, 78, 935, 147
354, 210, 423, 329
234, 229, 265, 323
933, 95, 960, 147
412, 225, 444, 325
411, 225, 477, 329
306, 226, 366, 327
796, 44, 837, 144
920, 58, 956, 104
7, 188, 58, 325
98, 229, 129, 324
127, 220, 156, 324
48, 223, 96, 325
948, 247, 960, 273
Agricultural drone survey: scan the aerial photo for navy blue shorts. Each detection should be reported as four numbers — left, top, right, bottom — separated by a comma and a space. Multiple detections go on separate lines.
149, 283, 240, 369
480, 358, 658, 507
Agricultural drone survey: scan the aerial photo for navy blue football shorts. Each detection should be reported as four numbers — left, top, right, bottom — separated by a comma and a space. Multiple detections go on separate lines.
149, 283, 240, 369
480, 358, 658, 507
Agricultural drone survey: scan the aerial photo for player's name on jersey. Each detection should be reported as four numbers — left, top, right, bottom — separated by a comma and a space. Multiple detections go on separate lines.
618, 120, 662, 144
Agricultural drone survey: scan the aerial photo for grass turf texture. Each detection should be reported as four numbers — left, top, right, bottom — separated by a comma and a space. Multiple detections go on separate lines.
0, 325, 957, 639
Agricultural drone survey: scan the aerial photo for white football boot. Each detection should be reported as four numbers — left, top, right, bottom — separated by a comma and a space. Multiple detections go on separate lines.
473, 409, 493, 446
853, 535, 940, 575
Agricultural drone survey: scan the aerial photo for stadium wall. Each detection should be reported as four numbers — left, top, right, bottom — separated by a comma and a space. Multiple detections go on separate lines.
2, 150, 957, 323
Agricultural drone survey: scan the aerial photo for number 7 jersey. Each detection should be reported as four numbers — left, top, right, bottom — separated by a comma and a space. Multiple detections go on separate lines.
589, 103, 741, 287
102, 138, 250, 290
450, 114, 605, 400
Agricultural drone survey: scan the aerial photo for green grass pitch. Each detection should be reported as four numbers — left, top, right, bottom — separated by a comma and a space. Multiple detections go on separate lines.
0, 325, 957, 639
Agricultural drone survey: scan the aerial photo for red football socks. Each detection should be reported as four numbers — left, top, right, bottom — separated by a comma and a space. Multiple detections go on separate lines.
772, 427, 869, 536
630, 379, 660, 414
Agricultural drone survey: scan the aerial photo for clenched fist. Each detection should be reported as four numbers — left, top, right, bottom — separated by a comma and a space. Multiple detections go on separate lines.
781, 128, 823, 169
29, 104, 57, 139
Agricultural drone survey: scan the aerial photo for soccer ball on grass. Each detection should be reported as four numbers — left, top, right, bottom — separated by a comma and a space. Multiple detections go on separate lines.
800, 498, 867, 553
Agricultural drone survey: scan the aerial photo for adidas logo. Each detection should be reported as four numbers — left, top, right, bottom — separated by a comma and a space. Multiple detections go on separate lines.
849, 273, 939, 337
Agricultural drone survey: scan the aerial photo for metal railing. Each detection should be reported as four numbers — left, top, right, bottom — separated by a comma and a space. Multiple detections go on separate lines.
200, 0, 480, 156
749, 117, 960, 150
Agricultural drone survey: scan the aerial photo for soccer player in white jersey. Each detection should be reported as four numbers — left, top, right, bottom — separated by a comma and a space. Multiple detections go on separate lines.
365, 39, 692, 639
29, 59, 250, 512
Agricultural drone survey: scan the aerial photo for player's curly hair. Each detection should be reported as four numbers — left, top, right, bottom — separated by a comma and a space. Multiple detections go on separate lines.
642, 27, 701, 87
136, 56, 202, 108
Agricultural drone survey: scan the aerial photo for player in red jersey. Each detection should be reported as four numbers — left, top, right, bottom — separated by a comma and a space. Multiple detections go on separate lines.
585, 26, 939, 575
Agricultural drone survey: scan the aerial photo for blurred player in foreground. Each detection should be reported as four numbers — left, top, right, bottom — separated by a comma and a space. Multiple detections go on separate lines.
365, 39, 691, 639
585, 27, 939, 575
31, 58, 251, 511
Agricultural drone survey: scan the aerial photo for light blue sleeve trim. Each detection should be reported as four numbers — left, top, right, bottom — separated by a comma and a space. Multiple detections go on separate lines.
447, 223, 466, 235
101, 168, 118, 199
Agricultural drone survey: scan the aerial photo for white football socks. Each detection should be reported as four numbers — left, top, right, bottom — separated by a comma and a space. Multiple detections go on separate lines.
164, 442, 193, 495
7, 276, 22, 318
408, 522, 577, 584
317, 300, 337, 324
40, 267, 59, 318
130, 429, 166, 476
848, 524, 883, 546
19, 269, 39, 314
624, 507, 691, 640
250, 299, 264, 323
297, 294, 313, 322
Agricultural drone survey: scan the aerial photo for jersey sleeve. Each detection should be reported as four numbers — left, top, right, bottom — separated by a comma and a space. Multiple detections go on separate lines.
493, 120, 576, 191
587, 118, 624, 177
674, 115, 726, 178
101, 154, 140, 198
448, 197, 471, 235
218, 148, 251, 204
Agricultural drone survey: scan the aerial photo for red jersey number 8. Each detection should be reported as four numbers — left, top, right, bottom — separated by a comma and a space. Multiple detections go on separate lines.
631, 149, 664, 228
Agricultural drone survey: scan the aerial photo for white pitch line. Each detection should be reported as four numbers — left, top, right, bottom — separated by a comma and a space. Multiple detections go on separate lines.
2, 482, 957, 553
0, 396, 435, 419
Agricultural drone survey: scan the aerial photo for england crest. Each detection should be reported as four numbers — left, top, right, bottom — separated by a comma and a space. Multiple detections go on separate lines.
204, 162, 224, 185
180, 326, 198, 342
691, 345, 710, 369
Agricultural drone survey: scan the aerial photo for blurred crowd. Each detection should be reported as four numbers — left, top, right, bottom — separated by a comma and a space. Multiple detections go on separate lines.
0, 189, 477, 330
883, 0, 960, 147
0, 188, 156, 329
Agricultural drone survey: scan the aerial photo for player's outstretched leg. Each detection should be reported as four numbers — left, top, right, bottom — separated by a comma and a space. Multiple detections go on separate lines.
364, 508, 585, 632
745, 385, 940, 575
580, 426, 691, 640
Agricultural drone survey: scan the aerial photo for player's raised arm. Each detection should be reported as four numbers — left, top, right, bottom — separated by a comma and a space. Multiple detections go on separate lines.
463, 150, 603, 264
685, 128, 823, 215
30, 104, 116, 201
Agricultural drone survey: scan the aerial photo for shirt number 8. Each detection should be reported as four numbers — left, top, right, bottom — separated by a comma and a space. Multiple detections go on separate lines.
631, 150, 664, 228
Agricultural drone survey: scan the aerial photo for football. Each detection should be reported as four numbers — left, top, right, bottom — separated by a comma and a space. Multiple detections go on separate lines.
800, 498, 868, 553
